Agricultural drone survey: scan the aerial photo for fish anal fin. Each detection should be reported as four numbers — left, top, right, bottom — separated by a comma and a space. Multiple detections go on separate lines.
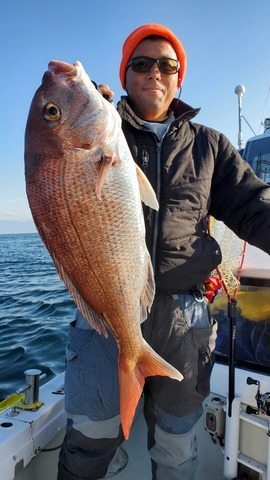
136, 164, 159, 211
119, 342, 183, 439
80, 303, 108, 338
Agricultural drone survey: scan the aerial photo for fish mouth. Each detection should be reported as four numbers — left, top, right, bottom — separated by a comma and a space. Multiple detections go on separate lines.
48, 60, 81, 76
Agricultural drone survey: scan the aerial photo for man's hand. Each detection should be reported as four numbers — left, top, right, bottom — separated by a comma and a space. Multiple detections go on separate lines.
98, 84, 114, 103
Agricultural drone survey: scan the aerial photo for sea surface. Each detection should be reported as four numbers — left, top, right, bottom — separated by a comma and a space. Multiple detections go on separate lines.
1, 234, 269, 403
0, 233, 75, 401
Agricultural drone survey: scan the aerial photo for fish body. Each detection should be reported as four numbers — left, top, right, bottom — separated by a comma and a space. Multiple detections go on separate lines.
25, 60, 183, 438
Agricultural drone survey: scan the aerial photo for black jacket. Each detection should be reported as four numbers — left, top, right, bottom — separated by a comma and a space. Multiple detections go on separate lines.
117, 97, 270, 293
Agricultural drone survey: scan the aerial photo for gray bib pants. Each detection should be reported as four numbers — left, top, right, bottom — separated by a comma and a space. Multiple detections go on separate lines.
58, 292, 217, 480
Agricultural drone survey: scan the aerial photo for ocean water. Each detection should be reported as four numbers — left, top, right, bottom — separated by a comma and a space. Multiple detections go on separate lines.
1, 234, 269, 403
0, 233, 75, 401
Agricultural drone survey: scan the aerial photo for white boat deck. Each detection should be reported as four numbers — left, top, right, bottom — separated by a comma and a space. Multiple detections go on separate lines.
1, 359, 270, 480
11, 395, 225, 480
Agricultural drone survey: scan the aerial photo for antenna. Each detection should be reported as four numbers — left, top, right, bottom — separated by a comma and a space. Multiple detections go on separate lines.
259, 85, 270, 134
235, 85, 245, 149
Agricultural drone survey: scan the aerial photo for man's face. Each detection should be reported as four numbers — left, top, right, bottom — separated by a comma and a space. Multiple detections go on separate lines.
125, 38, 179, 121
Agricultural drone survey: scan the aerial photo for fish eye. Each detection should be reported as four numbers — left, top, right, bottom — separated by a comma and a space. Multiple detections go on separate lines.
44, 103, 61, 121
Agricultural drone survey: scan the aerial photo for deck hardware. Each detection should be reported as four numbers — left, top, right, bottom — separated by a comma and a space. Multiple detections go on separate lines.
0, 422, 13, 428
204, 396, 226, 438
246, 376, 270, 416
16, 369, 46, 406
52, 385, 65, 395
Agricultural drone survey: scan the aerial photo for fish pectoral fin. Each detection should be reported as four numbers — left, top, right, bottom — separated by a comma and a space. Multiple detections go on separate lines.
95, 153, 121, 199
95, 155, 113, 199
136, 164, 159, 211
119, 342, 183, 440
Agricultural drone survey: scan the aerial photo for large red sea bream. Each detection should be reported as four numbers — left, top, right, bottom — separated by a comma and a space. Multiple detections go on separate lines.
24, 60, 183, 439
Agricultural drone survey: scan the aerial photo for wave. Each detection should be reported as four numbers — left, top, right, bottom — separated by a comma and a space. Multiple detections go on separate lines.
0, 233, 75, 400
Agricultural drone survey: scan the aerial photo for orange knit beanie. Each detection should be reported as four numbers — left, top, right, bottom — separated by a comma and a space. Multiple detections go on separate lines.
119, 24, 186, 90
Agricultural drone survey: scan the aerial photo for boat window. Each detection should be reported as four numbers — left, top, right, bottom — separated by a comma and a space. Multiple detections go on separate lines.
243, 137, 270, 184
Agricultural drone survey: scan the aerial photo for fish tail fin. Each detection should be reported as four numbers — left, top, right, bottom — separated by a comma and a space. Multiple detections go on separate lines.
119, 342, 183, 440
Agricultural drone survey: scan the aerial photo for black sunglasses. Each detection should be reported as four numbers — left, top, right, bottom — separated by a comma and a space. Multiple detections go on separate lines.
126, 56, 180, 75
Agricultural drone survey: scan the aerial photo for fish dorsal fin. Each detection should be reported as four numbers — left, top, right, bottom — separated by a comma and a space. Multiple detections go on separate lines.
136, 164, 159, 210
52, 252, 108, 337
140, 257, 156, 323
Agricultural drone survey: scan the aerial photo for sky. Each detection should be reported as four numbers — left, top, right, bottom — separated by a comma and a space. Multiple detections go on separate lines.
1, 0, 270, 234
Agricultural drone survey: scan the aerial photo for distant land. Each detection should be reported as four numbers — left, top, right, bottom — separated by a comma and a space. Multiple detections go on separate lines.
0, 220, 37, 235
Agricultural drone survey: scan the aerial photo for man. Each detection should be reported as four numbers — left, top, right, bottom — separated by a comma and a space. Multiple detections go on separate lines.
58, 24, 270, 480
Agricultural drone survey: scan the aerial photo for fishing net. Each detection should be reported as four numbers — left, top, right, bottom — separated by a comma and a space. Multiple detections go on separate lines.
209, 218, 246, 295
210, 219, 270, 371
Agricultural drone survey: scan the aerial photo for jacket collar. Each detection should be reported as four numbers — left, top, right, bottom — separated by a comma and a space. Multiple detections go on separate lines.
117, 96, 200, 127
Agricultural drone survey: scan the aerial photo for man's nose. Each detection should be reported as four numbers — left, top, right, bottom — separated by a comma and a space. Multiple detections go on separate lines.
147, 62, 161, 78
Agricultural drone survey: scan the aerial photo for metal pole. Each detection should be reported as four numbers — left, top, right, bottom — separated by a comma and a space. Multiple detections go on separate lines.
235, 85, 245, 149
228, 299, 237, 417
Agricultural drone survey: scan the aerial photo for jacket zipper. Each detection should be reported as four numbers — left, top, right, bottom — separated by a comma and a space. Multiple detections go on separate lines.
141, 148, 150, 170
152, 141, 162, 275
141, 125, 173, 274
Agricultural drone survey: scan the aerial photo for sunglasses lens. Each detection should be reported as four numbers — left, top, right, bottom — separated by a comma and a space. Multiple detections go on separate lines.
130, 57, 179, 75
131, 57, 153, 72
158, 58, 179, 74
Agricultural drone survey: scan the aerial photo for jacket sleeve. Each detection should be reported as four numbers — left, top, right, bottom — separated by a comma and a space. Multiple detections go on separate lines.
209, 132, 270, 255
